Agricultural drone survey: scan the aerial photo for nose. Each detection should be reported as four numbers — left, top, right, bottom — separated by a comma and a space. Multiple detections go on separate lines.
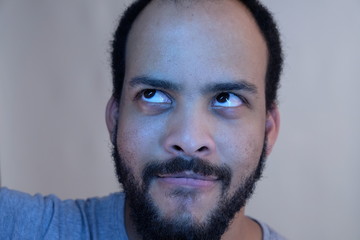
162, 108, 216, 158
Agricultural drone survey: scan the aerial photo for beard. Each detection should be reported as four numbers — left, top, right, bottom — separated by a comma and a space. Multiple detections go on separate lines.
112, 131, 267, 240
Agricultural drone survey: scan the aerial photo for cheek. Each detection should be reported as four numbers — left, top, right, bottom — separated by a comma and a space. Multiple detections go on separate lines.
116, 116, 164, 179
116, 126, 142, 177
215, 121, 265, 185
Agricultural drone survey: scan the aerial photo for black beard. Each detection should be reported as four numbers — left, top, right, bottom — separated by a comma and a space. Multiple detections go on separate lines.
112, 133, 267, 240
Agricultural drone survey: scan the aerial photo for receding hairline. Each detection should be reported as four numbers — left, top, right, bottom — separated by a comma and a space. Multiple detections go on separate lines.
127, 0, 268, 49
125, 0, 269, 83
111, 0, 283, 110
129, 0, 268, 53
155, 0, 237, 7
150, 0, 260, 18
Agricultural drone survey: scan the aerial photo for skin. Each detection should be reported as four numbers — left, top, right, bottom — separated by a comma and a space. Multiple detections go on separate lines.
106, 0, 280, 239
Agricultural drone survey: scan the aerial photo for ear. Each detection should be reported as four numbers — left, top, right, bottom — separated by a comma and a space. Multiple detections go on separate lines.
105, 96, 119, 145
265, 105, 280, 156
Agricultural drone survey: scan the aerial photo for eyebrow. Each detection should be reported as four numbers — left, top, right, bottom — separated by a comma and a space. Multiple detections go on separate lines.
129, 75, 257, 95
129, 76, 181, 91
202, 81, 258, 95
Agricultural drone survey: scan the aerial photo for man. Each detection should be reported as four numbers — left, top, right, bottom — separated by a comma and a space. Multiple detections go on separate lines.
0, 0, 284, 239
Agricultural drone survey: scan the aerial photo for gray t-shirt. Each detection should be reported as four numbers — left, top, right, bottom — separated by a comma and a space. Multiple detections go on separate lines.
0, 187, 285, 239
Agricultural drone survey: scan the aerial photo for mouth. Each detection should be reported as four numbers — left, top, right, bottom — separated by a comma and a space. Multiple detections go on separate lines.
157, 171, 219, 188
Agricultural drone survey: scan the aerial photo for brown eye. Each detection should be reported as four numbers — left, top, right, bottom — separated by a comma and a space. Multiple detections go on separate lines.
216, 92, 230, 103
213, 92, 243, 107
143, 89, 156, 99
140, 89, 171, 104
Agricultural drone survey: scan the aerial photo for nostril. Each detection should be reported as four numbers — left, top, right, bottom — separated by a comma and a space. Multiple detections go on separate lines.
172, 145, 183, 152
197, 146, 208, 152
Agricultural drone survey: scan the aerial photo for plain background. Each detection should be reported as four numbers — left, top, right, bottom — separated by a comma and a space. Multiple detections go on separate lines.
1, 1, 359, 239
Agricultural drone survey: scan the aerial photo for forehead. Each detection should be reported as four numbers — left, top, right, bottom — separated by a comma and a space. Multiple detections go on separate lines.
125, 0, 267, 92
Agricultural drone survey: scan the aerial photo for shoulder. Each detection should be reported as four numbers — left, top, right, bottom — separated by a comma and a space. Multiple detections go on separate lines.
0, 188, 128, 239
0, 187, 64, 238
250, 217, 287, 240
76, 191, 128, 239
0, 187, 60, 213
80, 191, 126, 225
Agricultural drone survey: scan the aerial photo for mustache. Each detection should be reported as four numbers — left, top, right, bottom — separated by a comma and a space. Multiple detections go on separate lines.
142, 157, 232, 190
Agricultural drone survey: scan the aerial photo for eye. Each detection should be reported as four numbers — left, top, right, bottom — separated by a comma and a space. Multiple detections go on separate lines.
213, 92, 244, 107
141, 89, 172, 104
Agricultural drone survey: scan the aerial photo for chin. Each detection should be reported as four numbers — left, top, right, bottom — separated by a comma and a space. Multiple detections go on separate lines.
154, 198, 214, 225
148, 181, 222, 221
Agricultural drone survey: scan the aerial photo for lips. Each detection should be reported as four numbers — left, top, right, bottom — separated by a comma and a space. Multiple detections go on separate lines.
157, 171, 218, 188
158, 171, 218, 181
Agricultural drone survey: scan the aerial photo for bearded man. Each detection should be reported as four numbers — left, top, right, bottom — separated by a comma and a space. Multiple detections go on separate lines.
0, 0, 284, 239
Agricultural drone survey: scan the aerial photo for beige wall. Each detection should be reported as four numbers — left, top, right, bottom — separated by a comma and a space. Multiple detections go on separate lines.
1, 1, 359, 239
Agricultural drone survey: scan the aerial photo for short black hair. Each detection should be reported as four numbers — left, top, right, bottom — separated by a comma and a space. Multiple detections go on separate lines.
111, 0, 283, 111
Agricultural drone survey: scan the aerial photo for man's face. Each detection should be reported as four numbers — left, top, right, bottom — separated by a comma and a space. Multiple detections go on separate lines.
107, 0, 279, 239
